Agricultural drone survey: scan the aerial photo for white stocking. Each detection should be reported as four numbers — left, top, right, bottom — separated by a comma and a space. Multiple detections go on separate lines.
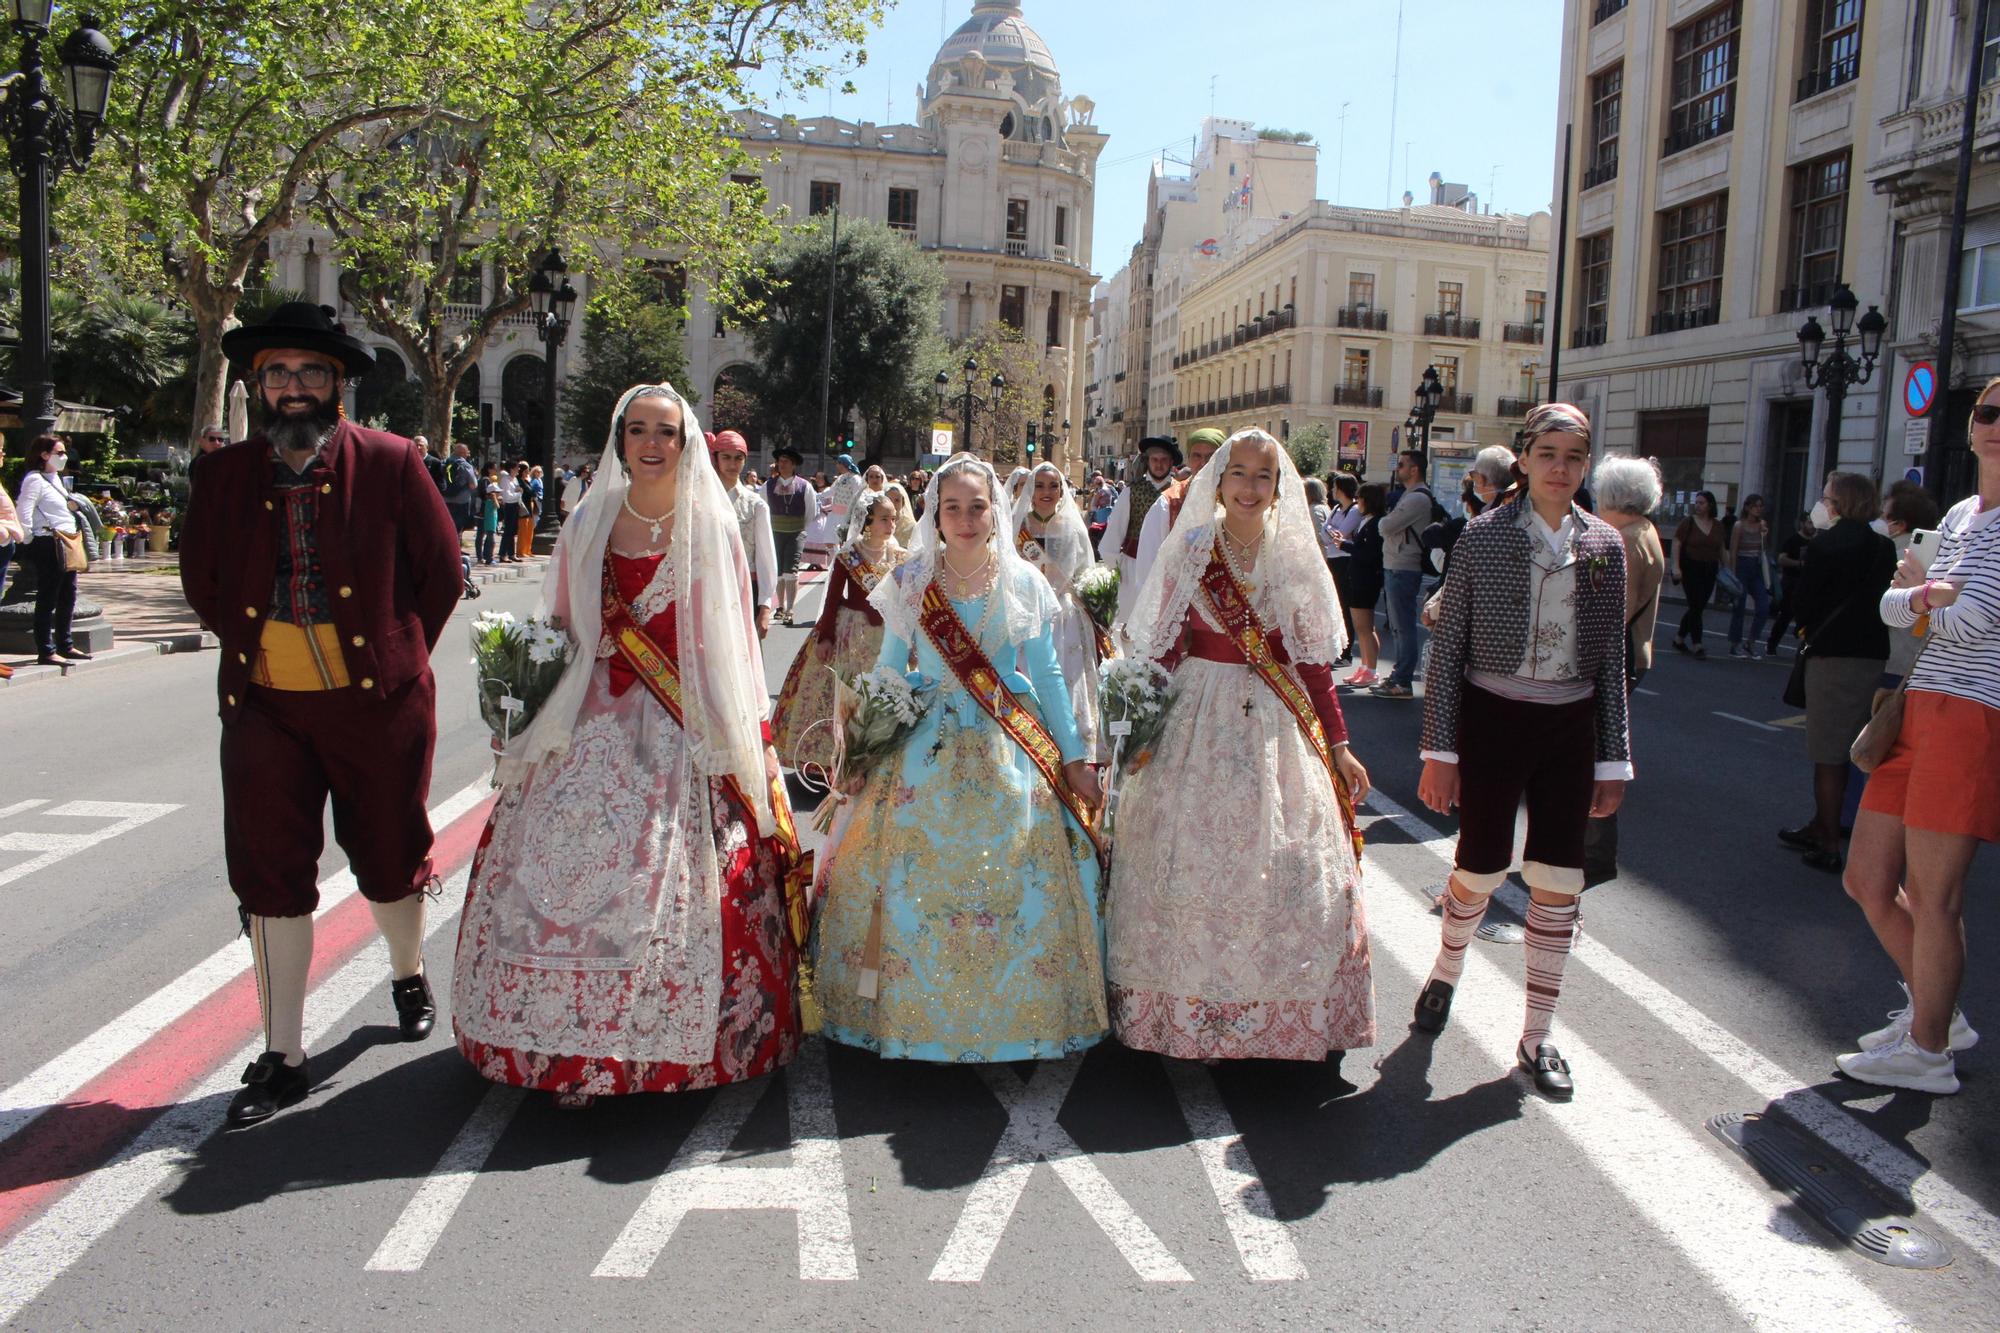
369, 895, 427, 982
248, 914, 313, 1065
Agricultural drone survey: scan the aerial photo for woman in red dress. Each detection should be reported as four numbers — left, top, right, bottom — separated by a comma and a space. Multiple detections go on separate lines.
453, 384, 802, 1106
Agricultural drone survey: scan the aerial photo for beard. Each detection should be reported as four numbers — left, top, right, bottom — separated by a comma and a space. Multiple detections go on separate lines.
264, 393, 341, 453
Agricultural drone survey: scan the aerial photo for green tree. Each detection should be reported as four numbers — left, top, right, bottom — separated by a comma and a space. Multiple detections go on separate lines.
559, 290, 693, 454
1284, 422, 1332, 479
737, 216, 945, 456
940, 323, 1048, 467
315, 1, 882, 452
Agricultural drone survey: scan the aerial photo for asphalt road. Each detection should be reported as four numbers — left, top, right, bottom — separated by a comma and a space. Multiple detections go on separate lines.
1, 574, 1997, 1331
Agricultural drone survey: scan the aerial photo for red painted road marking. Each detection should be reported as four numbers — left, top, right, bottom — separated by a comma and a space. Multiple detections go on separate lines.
0, 793, 495, 1243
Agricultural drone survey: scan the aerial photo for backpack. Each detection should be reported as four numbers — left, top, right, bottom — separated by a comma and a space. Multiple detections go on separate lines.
424, 451, 447, 489
1415, 484, 1448, 528
441, 457, 476, 506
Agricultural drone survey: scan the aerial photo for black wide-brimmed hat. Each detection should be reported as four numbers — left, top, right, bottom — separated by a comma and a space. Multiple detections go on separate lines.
221, 302, 376, 377
1139, 435, 1182, 467
772, 446, 805, 466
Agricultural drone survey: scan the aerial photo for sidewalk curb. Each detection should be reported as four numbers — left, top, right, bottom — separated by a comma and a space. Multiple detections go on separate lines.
3, 562, 551, 690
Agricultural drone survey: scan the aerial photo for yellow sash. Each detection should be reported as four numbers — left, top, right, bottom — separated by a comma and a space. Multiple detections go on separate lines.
1199, 540, 1363, 862
600, 565, 820, 1031
251, 620, 350, 691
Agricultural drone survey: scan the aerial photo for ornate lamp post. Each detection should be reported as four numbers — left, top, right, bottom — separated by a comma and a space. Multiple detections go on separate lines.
1405, 363, 1444, 476
1797, 282, 1887, 473
527, 248, 577, 537
3, 4, 115, 438
935, 356, 1004, 457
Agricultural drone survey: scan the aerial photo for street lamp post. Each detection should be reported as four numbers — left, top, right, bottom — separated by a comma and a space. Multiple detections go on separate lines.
527, 248, 578, 539
1406, 363, 1443, 476
1034, 401, 1055, 464
2, 3, 115, 439
1797, 282, 1887, 477
935, 356, 1004, 458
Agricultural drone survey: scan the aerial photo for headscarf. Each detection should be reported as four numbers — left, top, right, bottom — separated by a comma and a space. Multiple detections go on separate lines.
1005, 466, 1032, 503
833, 454, 859, 475
1123, 428, 1348, 668
1011, 461, 1096, 590
499, 382, 773, 835
1187, 427, 1227, 450
841, 487, 900, 550
870, 452, 1057, 650
883, 481, 918, 545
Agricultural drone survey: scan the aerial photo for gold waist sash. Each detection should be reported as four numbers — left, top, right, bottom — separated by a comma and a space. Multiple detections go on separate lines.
250, 620, 350, 691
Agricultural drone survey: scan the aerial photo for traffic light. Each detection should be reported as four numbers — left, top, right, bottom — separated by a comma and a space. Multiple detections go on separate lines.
1025, 422, 1038, 455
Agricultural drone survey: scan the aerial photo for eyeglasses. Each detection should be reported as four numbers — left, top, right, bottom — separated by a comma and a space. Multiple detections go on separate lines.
257, 364, 335, 391
1972, 404, 2000, 425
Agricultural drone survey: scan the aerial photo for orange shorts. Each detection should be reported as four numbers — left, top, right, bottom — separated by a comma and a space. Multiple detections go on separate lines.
1860, 689, 2000, 843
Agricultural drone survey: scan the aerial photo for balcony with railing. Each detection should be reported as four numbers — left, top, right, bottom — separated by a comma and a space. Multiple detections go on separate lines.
1337, 305, 1388, 331
1004, 236, 1028, 257
1332, 384, 1384, 408
1649, 305, 1720, 336
1497, 396, 1535, 418
1663, 107, 1732, 157
1797, 55, 1858, 103
1571, 323, 1608, 349
1273, 383, 1292, 404
1502, 320, 1546, 345
1439, 391, 1478, 415
1582, 153, 1618, 190
1053, 243, 1073, 264
1592, 0, 1626, 21
1424, 313, 1481, 339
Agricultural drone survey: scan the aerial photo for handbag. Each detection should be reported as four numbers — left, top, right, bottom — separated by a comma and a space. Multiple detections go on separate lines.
55, 528, 88, 573
1782, 598, 1846, 710
1715, 565, 1744, 606
1852, 633, 1934, 773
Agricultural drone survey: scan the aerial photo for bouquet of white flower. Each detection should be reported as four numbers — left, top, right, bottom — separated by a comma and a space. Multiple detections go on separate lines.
470, 610, 575, 752
1074, 564, 1119, 632
1097, 657, 1173, 837
808, 666, 936, 832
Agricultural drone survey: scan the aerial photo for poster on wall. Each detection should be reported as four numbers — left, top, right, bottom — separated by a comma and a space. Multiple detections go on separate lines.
1337, 419, 1369, 472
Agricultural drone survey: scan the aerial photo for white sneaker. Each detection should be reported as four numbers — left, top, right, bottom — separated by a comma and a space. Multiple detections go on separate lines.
1856, 984, 1978, 1053
1836, 1032, 1960, 1095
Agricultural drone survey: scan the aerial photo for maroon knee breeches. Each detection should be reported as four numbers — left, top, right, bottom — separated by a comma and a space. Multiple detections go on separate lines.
220, 673, 439, 917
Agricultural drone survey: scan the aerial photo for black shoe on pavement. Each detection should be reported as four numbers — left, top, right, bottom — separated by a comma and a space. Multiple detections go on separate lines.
1671, 638, 1689, 655
1800, 847, 1844, 874
1519, 1041, 1574, 1100
36, 653, 59, 666
1413, 979, 1455, 1034
56, 646, 92, 660
226, 1052, 310, 1127
1777, 824, 1818, 850
391, 973, 436, 1041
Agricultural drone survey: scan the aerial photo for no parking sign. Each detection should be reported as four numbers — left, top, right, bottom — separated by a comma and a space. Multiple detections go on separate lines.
1905, 362, 1936, 417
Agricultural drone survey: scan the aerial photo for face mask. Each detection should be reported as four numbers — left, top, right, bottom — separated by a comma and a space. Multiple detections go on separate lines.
48, 453, 65, 473
1809, 500, 1834, 530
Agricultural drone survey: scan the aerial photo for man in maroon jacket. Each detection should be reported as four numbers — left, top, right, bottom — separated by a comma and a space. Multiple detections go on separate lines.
180, 303, 463, 1127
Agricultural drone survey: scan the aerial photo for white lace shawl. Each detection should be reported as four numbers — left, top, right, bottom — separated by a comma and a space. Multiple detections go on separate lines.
1123, 429, 1349, 668
869, 452, 1057, 649
499, 383, 773, 836
1011, 461, 1097, 591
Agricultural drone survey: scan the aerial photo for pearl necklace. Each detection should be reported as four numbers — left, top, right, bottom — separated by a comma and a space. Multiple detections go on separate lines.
621, 492, 675, 545
941, 546, 996, 599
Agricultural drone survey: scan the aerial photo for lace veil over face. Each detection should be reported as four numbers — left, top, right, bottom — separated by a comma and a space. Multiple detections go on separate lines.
1011, 460, 1097, 590
499, 383, 773, 834
869, 452, 1056, 648
1121, 428, 1348, 668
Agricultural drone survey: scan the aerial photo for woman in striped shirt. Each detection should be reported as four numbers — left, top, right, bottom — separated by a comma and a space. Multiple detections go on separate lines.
1838, 376, 2000, 1096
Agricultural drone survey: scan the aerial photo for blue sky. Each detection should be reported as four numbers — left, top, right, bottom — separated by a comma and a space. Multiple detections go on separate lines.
756, 0, 1566, 270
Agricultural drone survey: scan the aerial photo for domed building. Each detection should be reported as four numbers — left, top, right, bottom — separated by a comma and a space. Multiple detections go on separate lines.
685, 0, 1107, 471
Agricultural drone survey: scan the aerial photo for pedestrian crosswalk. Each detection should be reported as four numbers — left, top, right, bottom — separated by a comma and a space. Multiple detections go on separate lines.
0, 793, 1994, 1328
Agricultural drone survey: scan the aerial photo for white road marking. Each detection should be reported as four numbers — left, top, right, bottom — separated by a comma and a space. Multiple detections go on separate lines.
1163, 1061, 1307, 1281
365, 1086, 526, 1273
1358, 848, 1910, 1331
1634, 687, 1661, 697
0, 778, 490, 1149
929, 1061, 1192, 1284
0, 801, 181, 889
1712, 710, 1783, 733
0, 890, 467, 1327
0, 801, 49, 821
594, 1042, 856, 1281
1363, 788, 2000, 1274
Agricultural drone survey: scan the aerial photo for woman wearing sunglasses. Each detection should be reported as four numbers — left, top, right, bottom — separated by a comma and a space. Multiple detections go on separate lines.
1837, 381, 2000, 1094
14, 434, 88, 666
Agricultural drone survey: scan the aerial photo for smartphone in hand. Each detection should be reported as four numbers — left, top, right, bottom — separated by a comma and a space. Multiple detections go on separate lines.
1908, 528, 1940, 575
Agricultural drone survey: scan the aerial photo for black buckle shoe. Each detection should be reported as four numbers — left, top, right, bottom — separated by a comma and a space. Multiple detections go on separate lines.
1519, 1041, 1574, 1100
391, 973, 436, 1041
1413, 979, 1455, 1035
226, 1052, 310, 1127
1776, 824, 1818, 851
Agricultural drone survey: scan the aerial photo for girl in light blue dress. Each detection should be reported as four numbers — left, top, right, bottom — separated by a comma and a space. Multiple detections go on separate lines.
813, 454, 1106, 1062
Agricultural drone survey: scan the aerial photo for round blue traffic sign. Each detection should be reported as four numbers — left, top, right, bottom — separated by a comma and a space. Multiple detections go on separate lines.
1905, 362, 1936, 417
